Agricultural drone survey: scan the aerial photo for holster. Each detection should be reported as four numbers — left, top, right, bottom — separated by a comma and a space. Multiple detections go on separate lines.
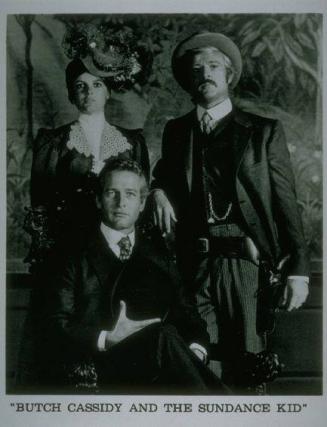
256, 255, 290, 334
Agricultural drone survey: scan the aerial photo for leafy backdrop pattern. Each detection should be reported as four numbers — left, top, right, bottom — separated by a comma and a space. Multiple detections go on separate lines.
7, 14, 322, 272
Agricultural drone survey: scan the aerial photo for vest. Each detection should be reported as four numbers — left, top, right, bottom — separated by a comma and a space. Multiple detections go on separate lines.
190, 114, 244, 237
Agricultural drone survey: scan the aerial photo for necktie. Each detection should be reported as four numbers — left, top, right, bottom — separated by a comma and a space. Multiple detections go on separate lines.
200, 111, 214, 135
118, 236, 132, 261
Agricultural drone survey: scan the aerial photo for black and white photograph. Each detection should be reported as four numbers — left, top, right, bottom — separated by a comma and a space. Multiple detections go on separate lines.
1, 0, 326, 426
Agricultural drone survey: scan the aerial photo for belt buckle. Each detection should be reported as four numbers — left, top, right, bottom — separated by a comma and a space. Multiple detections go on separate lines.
197, 238, 209, 253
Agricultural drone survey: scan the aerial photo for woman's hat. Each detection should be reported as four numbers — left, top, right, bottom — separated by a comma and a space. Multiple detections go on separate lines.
172, 32, 242, 91
63, 23, 152, 90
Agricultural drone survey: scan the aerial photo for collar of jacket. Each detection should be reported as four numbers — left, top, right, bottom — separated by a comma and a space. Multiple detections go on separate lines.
232, 107, 253, 128
86, 228, 121, 288
40, 120, 140, 155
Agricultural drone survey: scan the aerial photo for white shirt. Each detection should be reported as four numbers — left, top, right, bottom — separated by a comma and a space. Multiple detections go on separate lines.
100, 222, 135, 259
196, 97, 233, 125
78, 111, 105, 161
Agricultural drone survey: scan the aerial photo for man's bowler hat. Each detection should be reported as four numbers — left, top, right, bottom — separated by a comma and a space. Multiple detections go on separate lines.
172, 32, 242, 91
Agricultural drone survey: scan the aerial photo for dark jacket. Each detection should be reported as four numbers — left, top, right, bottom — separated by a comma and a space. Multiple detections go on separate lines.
152, 108, 309, 277
42, 228, 210, 371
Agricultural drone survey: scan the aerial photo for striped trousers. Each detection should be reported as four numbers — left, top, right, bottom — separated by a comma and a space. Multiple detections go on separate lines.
194, 224, 266, 380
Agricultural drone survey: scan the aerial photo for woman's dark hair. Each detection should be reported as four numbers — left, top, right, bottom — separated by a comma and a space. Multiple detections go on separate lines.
66, 59, 88, 103
65, 58, 111, 103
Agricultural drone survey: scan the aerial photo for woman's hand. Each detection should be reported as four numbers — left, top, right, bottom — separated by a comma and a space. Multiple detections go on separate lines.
152, 190, 177, 234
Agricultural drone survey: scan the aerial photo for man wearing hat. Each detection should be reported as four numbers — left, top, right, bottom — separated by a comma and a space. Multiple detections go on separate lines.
151, 32, 309, 392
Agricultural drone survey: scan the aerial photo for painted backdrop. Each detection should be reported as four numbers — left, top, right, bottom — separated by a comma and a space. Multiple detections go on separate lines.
7, 14, 322, 272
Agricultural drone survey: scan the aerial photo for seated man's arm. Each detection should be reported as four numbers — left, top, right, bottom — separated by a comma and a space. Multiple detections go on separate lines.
98, 301, 161, 351
45, 256, 103, 354
46, 256, 160, 354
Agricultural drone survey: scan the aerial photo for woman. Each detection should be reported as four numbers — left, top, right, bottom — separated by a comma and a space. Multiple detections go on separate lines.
25, 24, 151, 268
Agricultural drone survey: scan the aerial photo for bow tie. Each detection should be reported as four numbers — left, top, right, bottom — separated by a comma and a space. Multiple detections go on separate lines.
200, 111, 215, 135
117, 236, 132, 261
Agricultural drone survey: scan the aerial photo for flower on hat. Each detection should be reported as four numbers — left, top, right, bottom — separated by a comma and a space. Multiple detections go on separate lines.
62, 22, 151, 90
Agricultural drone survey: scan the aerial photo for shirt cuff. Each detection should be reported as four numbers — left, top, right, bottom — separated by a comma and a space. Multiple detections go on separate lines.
97, 330, 108, 351
189, 343, 208, 362
287, 276, 310, 284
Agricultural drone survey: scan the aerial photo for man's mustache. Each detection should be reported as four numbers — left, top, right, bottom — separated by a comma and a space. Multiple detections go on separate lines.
198, 79, 217, 88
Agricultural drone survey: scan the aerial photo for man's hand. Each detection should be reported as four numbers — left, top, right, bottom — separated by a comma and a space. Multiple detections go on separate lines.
105, 301, 161, 348
152, 190, 177, 234
281, 277, 309, 311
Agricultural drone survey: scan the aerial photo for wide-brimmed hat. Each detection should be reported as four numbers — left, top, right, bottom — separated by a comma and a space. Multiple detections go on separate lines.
172, 32, 242, 91
63, 23, 152, 90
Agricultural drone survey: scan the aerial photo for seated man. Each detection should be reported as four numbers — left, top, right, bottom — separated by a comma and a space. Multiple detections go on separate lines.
41, 159, 227, 394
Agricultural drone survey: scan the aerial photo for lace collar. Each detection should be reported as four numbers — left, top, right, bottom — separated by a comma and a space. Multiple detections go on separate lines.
66, 120, 132, 174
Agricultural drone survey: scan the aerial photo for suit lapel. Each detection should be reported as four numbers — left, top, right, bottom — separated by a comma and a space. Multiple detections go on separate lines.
86, 229, 121, 288
182, 110, 197, 193
129, 230, 153, 264
185, 129, 193, 193
130, 230, 167, 273
231, 108, 254, 176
